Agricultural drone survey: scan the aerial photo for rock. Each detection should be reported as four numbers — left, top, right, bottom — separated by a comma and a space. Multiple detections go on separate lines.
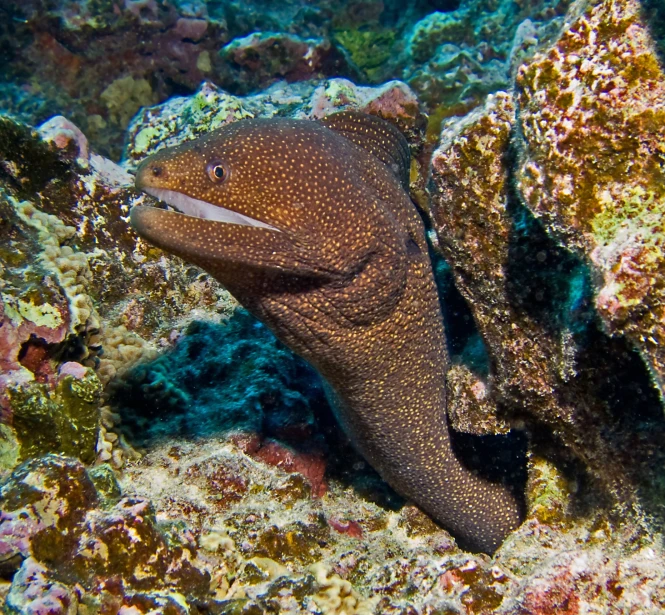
429, 88, 665, 523
218, 32, 353, 94
7, 368, 102, 464
402, 0, 571, 123
0, 455, 211, 612
6, 558, 79, 615
515, 0, 665, 398
124, 78, 425, 168
0, 113, 237, 469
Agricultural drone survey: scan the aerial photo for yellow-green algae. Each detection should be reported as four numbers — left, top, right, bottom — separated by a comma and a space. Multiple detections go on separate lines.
129, 85, 254, 160
8, 370, 103, 463
334, 28, 396, 81
527, 455, 572, 525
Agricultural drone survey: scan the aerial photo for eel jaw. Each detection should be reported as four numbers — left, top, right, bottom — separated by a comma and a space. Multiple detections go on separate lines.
142, 187, 280, 232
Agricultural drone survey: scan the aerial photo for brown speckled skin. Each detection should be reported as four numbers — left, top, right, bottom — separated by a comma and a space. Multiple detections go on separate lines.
130, 113, 522, 553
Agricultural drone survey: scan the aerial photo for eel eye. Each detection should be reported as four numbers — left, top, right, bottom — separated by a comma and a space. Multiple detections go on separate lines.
207, 161, 227, 183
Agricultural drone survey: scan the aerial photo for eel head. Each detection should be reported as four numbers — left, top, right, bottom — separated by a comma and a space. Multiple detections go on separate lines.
131, 116, 411, 338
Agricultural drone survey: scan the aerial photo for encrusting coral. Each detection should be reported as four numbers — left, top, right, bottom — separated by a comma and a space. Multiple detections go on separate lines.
429, 90, 665, 515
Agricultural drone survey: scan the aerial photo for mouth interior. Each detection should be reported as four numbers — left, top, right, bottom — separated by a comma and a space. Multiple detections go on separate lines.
144, 187, 279, 232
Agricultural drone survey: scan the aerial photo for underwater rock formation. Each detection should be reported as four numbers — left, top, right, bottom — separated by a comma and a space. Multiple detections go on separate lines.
428, 0, 665, 530
429, 91, 665, 514
0, 114, 236, 471
218, 32, 354, 95
1, 455, 211, 613
401, 0, 571, 118
4, 437, 664, 613
124, 78, 425, 168
516, 0, 665, 397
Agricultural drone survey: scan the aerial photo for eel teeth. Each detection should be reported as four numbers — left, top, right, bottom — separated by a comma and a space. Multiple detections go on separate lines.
145, 187, 279, 232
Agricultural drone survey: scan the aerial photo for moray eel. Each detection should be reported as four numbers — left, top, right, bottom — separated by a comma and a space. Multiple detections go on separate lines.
130, 111, 523, 553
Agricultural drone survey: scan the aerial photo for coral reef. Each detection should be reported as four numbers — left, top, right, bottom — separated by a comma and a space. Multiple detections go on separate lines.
401, 0, 571, 117
429, 66, 665, 533
2, 0, 665, 609
1, 455, 211, 613
124, 78, 425, 169
5, 438, 665, 613
8, 366, 102, 465
0, 113, 236, 472
0, 0, 570, 157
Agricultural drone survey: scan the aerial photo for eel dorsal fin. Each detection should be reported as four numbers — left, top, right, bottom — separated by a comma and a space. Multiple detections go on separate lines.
321, 110, 411, 190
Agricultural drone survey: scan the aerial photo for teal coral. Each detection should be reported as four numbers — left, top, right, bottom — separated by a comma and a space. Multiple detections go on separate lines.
407, 10, 472, 63
110, 312, 329, 445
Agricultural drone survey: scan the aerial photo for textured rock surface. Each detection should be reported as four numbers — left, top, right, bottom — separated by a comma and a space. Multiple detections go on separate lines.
1, 455, 211, 613
124, 78, 425, 169
429, 88, 665, 531
401, 0, 572, 137
5, 440, 663, 614
0, 113, 236, 472
515, 0, 665, 398
218, 32, 353, 95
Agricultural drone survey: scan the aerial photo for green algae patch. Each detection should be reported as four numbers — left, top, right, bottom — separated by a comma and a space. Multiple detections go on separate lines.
8, 370, 103, 463
0, 424, 20, 476
88, 463, 122, 504
527, 456, 572, 525
334, 28, 395, 81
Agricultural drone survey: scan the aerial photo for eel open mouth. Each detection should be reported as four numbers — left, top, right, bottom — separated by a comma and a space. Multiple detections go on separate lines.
143, 187, 280, 232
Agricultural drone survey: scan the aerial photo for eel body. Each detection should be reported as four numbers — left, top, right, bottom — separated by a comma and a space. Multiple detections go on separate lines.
130, 111, 523, 552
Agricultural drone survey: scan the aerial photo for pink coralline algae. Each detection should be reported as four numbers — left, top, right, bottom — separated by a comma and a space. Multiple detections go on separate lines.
248, 439, 328, 498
